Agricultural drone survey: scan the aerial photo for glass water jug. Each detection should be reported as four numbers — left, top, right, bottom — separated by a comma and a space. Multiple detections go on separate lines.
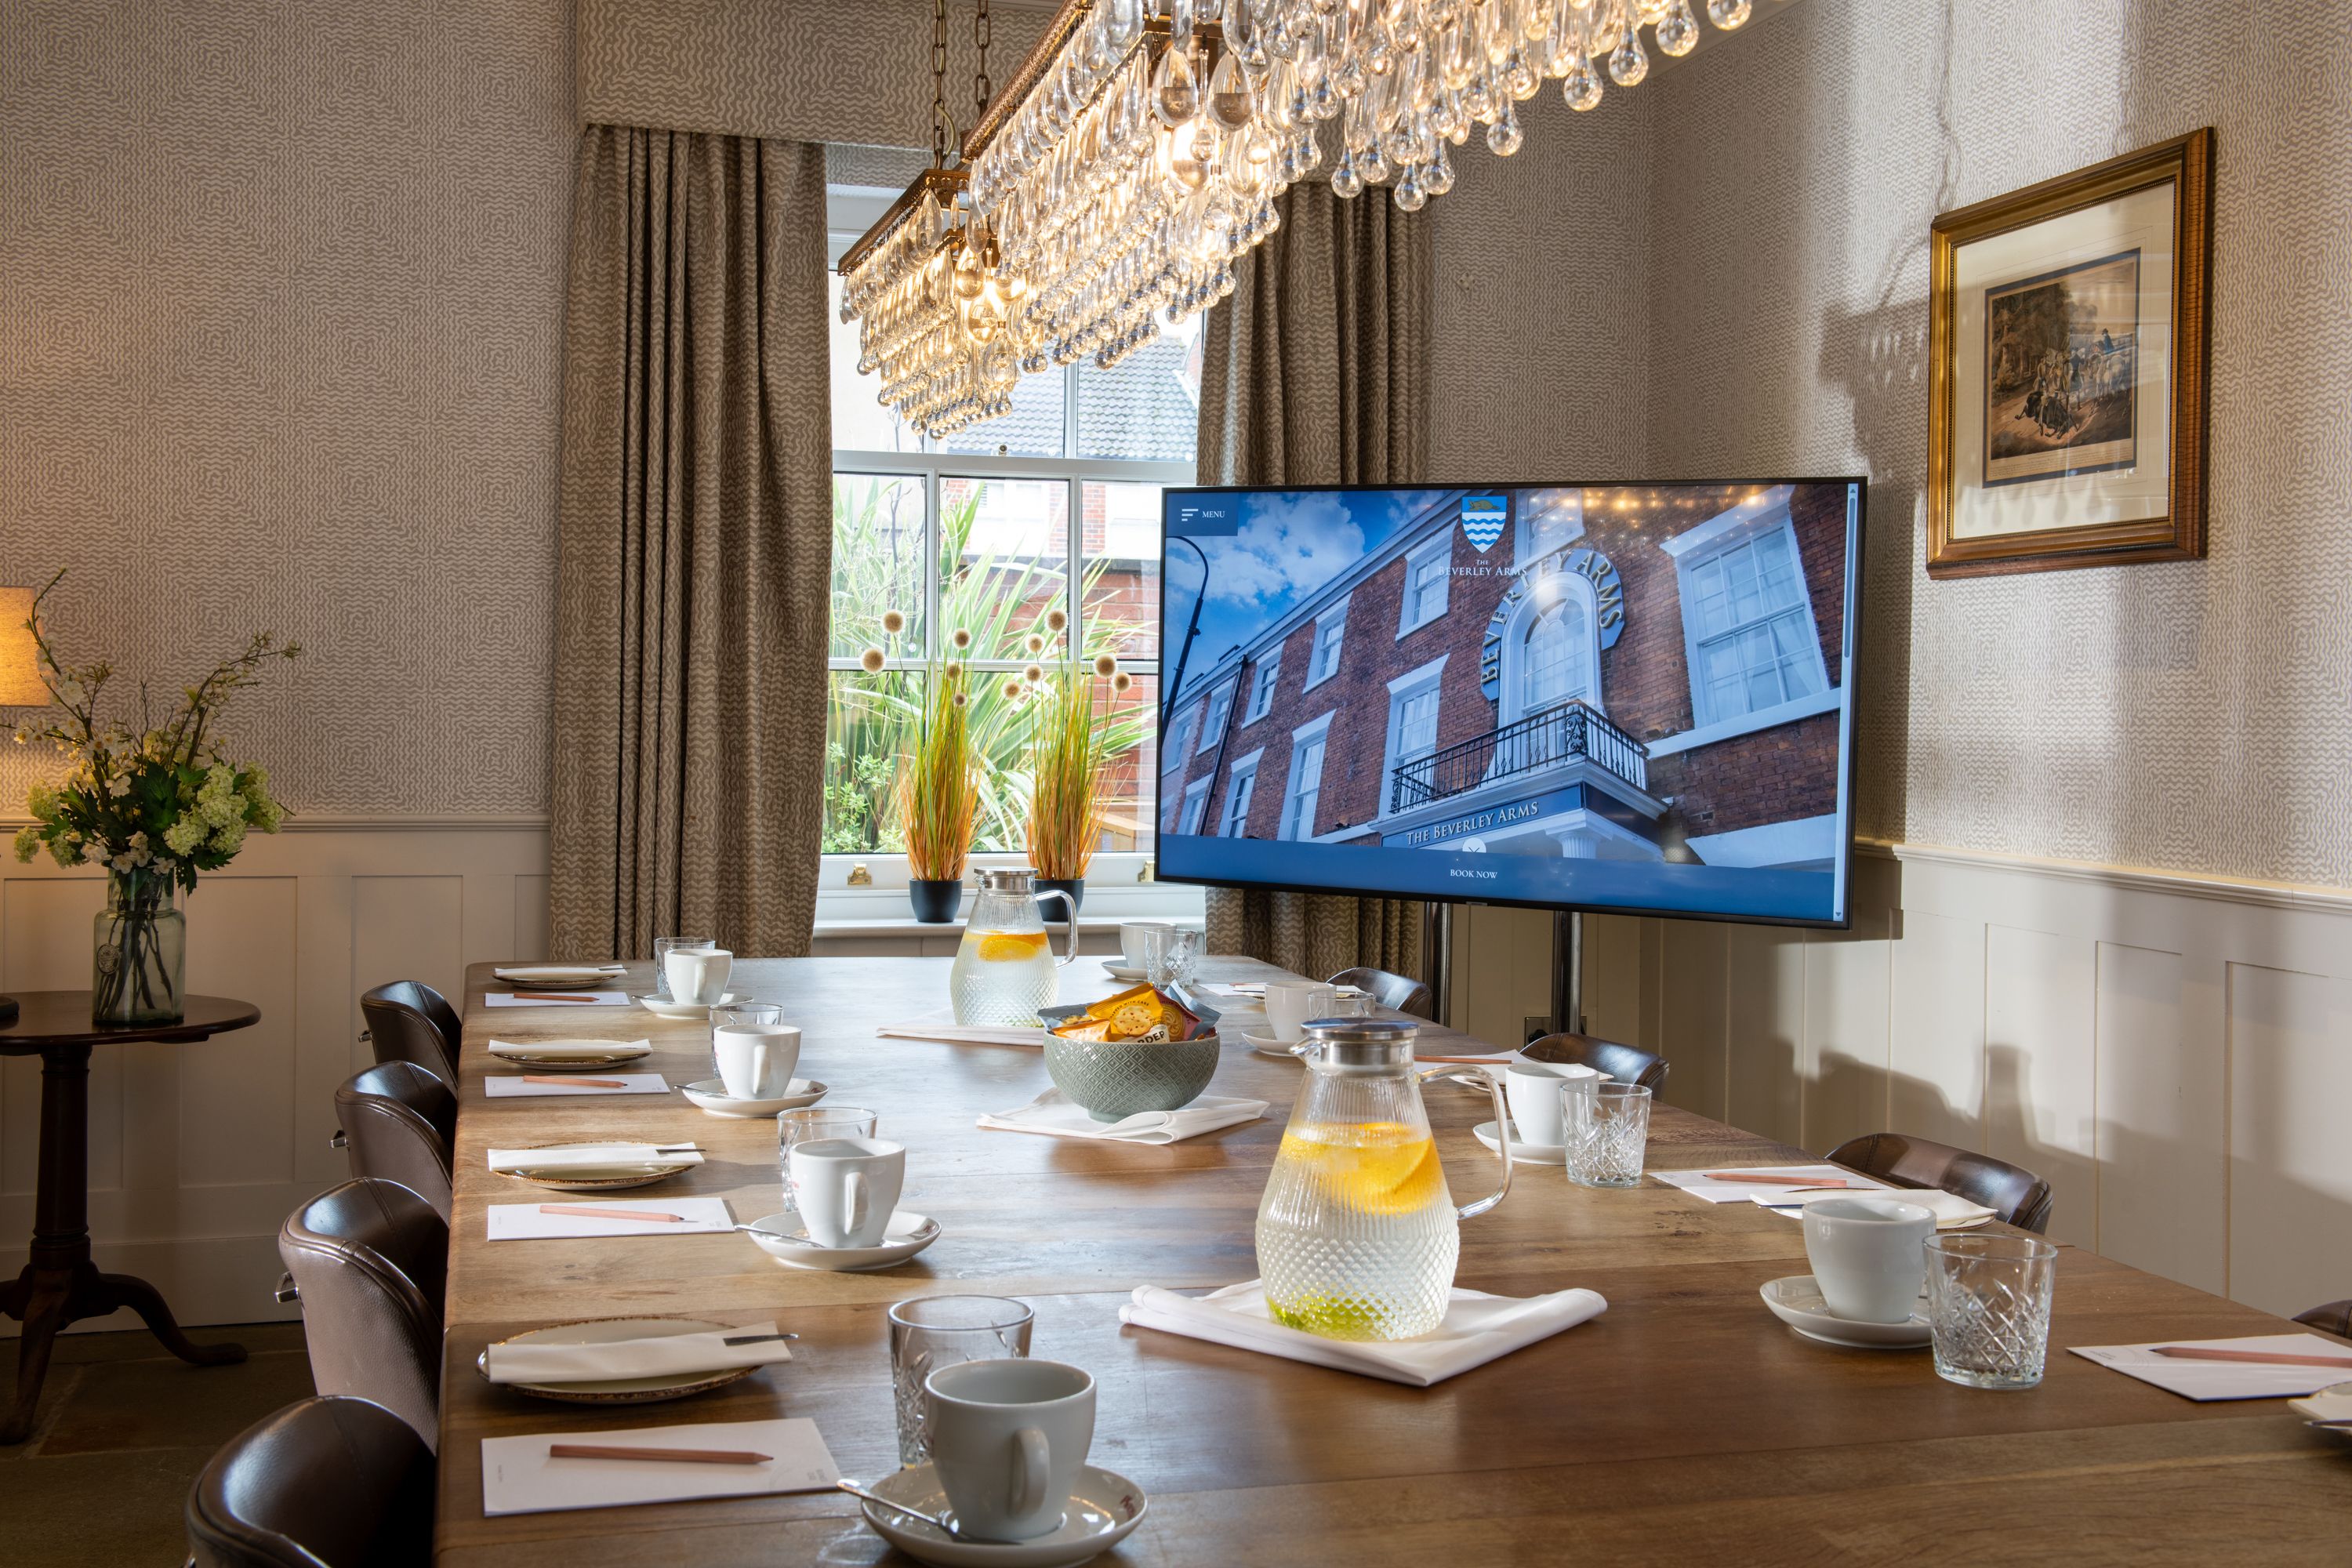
1256, 1018, 1512, 1341
948, 867, 1079, 1025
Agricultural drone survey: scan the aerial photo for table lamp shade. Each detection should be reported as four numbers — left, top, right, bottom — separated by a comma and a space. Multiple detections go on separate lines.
0, 588, 46, 706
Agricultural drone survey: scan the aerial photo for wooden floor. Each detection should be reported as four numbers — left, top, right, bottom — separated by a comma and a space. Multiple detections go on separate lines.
436, 958, 2352, 1565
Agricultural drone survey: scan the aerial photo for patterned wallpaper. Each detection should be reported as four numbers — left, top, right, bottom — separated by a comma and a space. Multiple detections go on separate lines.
0, 0, 575, 817
1632, 0, 2352, 884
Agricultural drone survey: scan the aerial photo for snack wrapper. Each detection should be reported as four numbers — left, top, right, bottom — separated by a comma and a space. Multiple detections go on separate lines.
1040, 983, 1219, 1044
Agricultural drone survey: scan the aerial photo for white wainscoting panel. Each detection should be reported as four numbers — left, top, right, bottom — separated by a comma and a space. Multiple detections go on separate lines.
0, 820, 550, 1332
1558, 842, 2352, 1318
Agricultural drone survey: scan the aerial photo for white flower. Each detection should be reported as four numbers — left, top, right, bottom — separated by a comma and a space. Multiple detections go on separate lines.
165, 818, 205, 855
107, 775, 131, 798
129, 831, 148, 849
210, 818, 246, 858
110, 851, 133, 871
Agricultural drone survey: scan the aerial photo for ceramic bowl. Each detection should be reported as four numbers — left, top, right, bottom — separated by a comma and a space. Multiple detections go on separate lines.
1042, 1033, 1220, 1123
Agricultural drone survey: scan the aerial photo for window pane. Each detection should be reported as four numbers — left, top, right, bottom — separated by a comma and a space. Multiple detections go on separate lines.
832, 474, 927, 659
937, 368, 1066, 459
942, 477, 1069, 661
827, 274, 922, 453
1080, 480, 1163, 661
824, 668, 917, 855
1076, 314, 1203, 459
1094, 669, 1157, 852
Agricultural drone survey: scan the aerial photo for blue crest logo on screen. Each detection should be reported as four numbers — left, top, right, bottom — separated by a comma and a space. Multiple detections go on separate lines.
1460, 494, 1508, 554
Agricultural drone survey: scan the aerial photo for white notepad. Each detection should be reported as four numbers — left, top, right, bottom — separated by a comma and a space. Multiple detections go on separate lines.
486, 1196, 735, 1240
2069, 1334, 2352, 1401
484, 1073, 670, 1098
481, 1417, 840, 1515
484, 990, 633, 1007
1650, 1163, 1892, 1203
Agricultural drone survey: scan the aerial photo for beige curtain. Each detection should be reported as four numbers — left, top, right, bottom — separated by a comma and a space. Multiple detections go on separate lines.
550, 128, 832, 960
1196, 183, 1432, 986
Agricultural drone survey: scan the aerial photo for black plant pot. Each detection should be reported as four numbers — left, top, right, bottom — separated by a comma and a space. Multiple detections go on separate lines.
908, 878, 964, 924
1035, 877, 1085, 918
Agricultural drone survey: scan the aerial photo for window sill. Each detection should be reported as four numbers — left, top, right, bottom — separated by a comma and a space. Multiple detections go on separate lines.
813, 854, 1204, 926
1644, 686, 1843, 757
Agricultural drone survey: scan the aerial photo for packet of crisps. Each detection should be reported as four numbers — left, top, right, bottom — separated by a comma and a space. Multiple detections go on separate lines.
1041, 982, 1218, 1044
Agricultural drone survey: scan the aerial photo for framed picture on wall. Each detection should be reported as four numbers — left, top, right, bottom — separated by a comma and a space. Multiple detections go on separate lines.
1926, 128, 2212, 578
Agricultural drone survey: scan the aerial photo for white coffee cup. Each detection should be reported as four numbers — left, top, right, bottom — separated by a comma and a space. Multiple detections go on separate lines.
1802, 1195, 1937, 1323
1504, 1058, 1601, 1146
663, 946, 733, 1006
1262, 981, 1336, 1043
788, 1135, 905, 1249
924, 1358, 1096, 1543
1118, 920, 1173, 968
713, 1023, 800, 1101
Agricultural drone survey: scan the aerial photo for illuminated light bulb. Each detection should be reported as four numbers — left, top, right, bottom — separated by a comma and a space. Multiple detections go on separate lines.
1153, 45, 1201, 126
1205, 49, 1254, 130
1707, 0, 1751, 25
1608, 25, 1648, 85
1486, 100, 1523, 156
1166, 125, 1210, 190
1656, 0, 1700, 56
1562, 50, 1606, 110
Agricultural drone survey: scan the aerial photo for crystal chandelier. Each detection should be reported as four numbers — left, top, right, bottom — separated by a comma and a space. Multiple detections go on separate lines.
843, 0, 1762, 438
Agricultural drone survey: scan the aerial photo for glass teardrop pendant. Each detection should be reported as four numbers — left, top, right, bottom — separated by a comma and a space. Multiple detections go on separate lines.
1424, 139, 1454, 195
1330, 151, 1364, 198
1205, 49, 1254, 130
1392, 163, 1427, 212
1485, 100, 1523, 155
1154, 45, 1202, 127
1656, 0, 1700, 56
1707, 0, 1751, 26
1608, 27, 1648, 85
1562, 50, 1605, 111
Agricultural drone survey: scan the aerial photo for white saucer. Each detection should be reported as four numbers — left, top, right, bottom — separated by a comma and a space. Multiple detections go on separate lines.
1102, 960, 1148, 982
1472, 1120, 1566, 1165
1242, 1031, 1303, 1058
2289, 1380, 2352, 1443
742, 1210, 940, 1272
634, 991, 752, 1020
488, 1039, 652, 1071
858, 1460, 1148, 1567
681, 1077, 828, 1117
474, 1316, 760, 1403
1759, 1275, 1933, 1348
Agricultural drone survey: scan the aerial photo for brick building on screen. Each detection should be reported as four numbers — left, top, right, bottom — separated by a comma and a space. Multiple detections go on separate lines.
1158, 482, 1853, 868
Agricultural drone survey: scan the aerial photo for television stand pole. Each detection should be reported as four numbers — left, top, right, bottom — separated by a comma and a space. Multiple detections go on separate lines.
1550, 910, 1584, 1040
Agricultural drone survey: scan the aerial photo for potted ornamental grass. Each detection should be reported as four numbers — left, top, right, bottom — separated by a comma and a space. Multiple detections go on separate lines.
11, 574, 297, 1023
1024, 655, 1133, 915
897, 656, 979, 924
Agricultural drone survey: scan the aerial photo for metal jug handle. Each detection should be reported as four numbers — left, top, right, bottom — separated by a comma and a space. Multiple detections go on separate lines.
1033, 890, 1080, 967
1420, 1065, 1512, 1219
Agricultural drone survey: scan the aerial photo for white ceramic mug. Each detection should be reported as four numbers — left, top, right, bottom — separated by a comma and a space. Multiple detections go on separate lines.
788, 1135, 905, 1249
663, 945, 733, 1006
1802, 1195, 1937, 1323
1504, 1059, 1601, 1146
1262, 981, 1336, 1043
924, 1357, 1096, 1543
1118, 920, 1172, 969
713, 1023, 800, 1101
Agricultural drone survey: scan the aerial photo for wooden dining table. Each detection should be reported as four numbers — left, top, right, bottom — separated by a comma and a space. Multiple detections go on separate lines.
436, 957, 2348, 1564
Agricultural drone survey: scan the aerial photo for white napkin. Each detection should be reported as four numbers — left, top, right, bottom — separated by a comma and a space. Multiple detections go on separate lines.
481, 1417, 839, 1516
485, 990, 632, 1007
486, 1143, 704, 1173
1758, 1187, 1994, 1228
876, 1008, 1046, 1047
495, 965, 627, 981
485, 1319, 792, 1385
1650, 1163, 1893, 1203
484, 1073, 670, 1098
978, 1088, 1268, 1144
487, 1196, 735, 1240
1119, 1279, 1607, 1387
487, 1038, 651, 1061
2069, 1334, 2352, 1401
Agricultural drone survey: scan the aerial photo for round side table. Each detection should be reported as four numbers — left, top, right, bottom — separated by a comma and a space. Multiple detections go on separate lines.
0, 992, 261, 1444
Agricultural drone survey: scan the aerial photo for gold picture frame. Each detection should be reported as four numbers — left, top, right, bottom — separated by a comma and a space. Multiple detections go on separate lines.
1927, 129, 2212, 578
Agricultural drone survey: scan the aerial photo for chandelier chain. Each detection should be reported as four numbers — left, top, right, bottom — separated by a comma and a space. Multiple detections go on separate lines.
930, 0, 949, 166
974, 0, 992, 122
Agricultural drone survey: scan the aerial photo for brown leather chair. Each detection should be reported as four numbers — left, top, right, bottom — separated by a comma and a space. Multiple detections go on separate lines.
332, 1062, 456, 1221
187, 1395, 433, 1567
1521, 1032, 1670, 1094
360, 979, 461, 1083
1824, 1132, 2054, 1235
276, 1178, 446, 1450
1327, 966, 1434, 1019
2294, 1300, 2352, 1340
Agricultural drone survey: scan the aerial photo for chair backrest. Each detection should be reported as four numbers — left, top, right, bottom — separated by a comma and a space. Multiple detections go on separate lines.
187, 1395, 434, 1568
2294, 1299, 2352, 1340
1824, 1132, 2055, 1235
277, 1178, 447, 1450
1521, 1031, 1670, 1094
1327, 966, 1434, 1019
359, 980, 461, 1083
333, 1063, 456, 1221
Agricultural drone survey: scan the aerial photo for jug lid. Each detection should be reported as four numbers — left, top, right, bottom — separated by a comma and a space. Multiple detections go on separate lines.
1298, 1016, 1417, 1071
975, 867, 1037, 891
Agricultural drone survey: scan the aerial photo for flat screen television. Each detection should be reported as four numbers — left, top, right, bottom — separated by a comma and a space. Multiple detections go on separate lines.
1152, 479, 1865, 927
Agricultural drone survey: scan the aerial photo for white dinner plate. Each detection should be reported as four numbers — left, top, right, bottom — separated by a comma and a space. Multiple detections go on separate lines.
475, 1316, 762, 1403
1241, 1031, 1303, 1058
742, 1210, 940, 1272
496, 965, 626, 989
491, 1142, 697, 1192
1759, 1275, 1933, 1349
487, 1039, 652, 1071
681, 1077, 829, 1117
1472, 1120, 1566, 1166
634, 991, 752, 1020
857, 1460, 1149, 1567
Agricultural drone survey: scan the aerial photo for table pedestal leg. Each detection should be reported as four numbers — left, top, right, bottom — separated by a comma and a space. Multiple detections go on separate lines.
1, 1042, 245, 1445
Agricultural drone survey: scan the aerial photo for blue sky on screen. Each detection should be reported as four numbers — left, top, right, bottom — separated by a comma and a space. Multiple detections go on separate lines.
1175, 488, 1449, 674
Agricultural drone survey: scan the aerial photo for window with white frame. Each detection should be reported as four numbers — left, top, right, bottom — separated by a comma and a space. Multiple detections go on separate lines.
1200, 679, 1236, 753
1671, 514, 1826, 728
1244, 651, 1282, 724
824, 187, 1201, 860
1398, 536, 1451, 636
1280, 713, 1334, 840
1178, 775, 1212, 835
1220, 750, 1263, 837
1305, 602, 1348, 688
1161, 702, 1198, 779
1516, 488, 1586, 570
1379, 655, 1448, 815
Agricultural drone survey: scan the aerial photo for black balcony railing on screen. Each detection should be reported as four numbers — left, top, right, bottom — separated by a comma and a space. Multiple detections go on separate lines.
1389, 701, 1650, 815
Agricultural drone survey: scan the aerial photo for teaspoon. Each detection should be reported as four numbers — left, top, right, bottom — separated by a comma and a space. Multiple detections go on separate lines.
837, 1478, 960, 1536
